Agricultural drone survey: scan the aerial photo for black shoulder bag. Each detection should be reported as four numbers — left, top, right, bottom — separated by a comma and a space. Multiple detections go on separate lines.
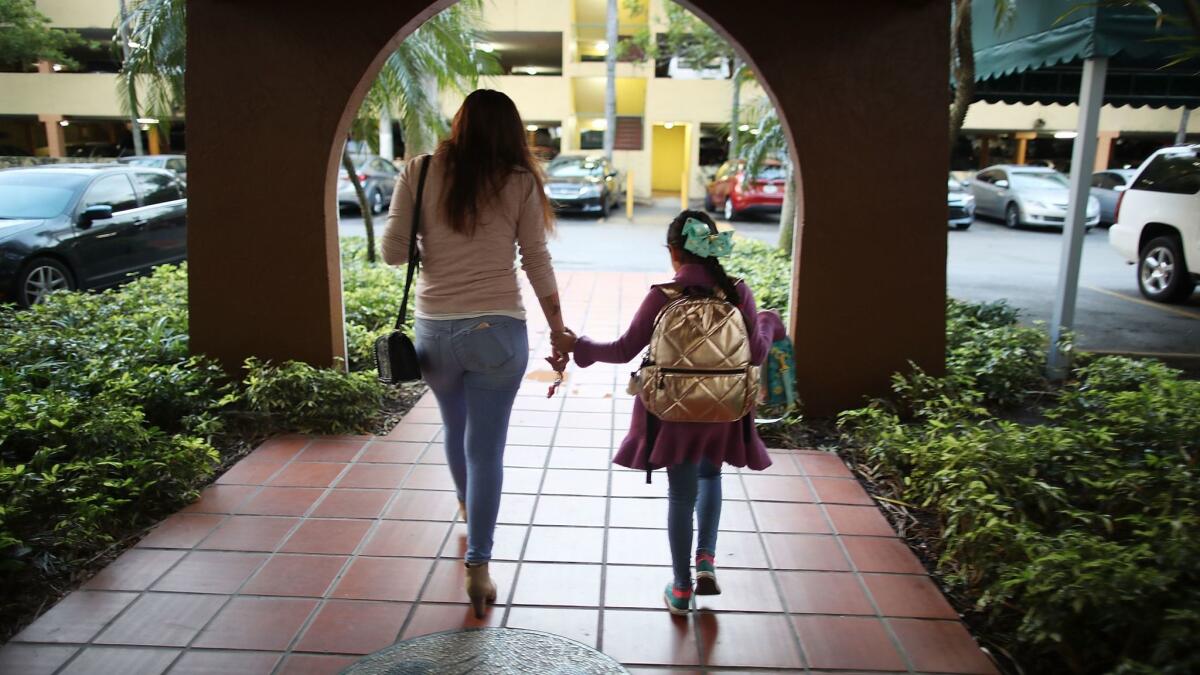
374, 154, 431, 384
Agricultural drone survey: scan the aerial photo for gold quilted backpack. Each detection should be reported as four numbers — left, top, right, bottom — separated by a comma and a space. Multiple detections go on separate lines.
631, 283, 759, 423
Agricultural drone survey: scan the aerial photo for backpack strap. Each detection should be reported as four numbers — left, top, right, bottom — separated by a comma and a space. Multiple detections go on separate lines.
655, 282, 685, 301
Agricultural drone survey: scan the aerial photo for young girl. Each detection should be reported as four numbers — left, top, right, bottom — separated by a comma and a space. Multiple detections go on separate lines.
552, 210, 786, 614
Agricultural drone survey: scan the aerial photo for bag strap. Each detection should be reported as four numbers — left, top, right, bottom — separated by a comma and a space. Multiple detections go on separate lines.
395, 155, 432, 331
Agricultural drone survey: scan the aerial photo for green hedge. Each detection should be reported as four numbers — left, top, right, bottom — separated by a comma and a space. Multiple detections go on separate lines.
1, 238, 409, 631
839, 301, 1200, 674
725, 238, 791, 320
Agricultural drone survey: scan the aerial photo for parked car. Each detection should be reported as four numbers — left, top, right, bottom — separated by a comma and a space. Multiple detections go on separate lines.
543, 154, 620, 214
0, 164, 187, 307
948, 175, 975, 230
1108, 144, 1199, 303
969, 165, 1100, 230
337, 155, 399, 215
704, 159, 785, 221
1089, 169, 1136, 225
119, 154, 188, 182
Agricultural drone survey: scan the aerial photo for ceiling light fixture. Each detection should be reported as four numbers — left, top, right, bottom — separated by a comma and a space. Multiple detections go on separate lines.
477, 42, 495, 53
596, 41, 609, 52
1053, 131, 1078, 139
58, 120, 70, 127
136, 117, 159, 124
738, 124, 750, 131
521, 66, 539, 75
526, 124, 538, 131
663, 122, 674, 129
51, 63, 64, 72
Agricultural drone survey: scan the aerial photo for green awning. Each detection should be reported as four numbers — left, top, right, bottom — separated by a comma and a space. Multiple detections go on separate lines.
970, 0, 1199, 108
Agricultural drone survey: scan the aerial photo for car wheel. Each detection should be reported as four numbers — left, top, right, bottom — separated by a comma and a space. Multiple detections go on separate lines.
724, 197, 738, 221
1004, 203, 1021, 229
1138, 236, 1195, 303
955, 221, 971, 231
369, 189, 385, 215
17, 257, 75, 308
704, 193, 715, 212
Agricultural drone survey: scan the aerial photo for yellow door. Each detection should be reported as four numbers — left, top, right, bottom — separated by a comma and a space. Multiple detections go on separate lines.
651, 124, 687, 192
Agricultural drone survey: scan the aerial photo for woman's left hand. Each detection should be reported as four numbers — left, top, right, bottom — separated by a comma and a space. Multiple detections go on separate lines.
545, 351, 569, 372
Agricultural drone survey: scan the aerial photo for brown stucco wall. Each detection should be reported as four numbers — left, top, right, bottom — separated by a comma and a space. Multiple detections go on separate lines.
187, 0, 947, 416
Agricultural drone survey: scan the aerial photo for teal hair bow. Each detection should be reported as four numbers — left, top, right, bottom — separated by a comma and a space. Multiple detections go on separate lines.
682, 217, 734, 258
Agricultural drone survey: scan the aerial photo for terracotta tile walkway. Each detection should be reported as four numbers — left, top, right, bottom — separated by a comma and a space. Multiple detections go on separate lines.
0, 272, 998, 674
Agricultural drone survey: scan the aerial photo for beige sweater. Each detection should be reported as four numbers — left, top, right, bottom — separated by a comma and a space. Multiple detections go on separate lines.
381, 152, 558, 319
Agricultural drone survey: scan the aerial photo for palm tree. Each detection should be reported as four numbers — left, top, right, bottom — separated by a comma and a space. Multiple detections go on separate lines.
341, 0, 497, 260
950, 0, 1018, 147
119, 0, 495, 262
742, 104, 795, 253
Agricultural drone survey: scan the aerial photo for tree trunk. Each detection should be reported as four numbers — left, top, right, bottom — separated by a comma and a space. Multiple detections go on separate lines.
603, 0, 618, 162
117, 0, 145, 156
948, 0, 975, 150
379, 109, 395, 161
729, 58, 744, 160
778, 163, 796, 253
343, 145, 376, 263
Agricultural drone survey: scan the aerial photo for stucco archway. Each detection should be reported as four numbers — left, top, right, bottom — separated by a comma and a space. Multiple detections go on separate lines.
186, 0, 948, 415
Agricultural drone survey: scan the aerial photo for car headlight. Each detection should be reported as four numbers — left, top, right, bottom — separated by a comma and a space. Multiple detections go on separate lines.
579, 184, 603, 197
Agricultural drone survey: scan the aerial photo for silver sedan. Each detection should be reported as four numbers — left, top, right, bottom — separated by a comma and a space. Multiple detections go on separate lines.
970, 165, 1100, 231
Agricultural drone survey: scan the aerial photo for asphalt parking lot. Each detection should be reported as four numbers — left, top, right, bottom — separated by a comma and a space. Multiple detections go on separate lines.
339, 205, 1199, 365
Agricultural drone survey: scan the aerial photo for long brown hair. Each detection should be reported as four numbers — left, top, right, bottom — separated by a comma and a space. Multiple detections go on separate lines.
437, 89, 553, 236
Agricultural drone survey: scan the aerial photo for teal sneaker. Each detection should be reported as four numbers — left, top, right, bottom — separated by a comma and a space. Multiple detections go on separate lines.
695, 552, 721, 595
663, 583, 693, 615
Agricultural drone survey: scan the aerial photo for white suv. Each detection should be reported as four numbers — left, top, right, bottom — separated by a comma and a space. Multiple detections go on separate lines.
1109, 144, 1200, 303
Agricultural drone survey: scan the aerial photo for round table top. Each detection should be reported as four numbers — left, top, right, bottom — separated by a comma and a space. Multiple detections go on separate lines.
340, 627, 629, 674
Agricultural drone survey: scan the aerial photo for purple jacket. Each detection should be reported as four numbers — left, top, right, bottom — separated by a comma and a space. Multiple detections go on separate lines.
574, 263, 787, 472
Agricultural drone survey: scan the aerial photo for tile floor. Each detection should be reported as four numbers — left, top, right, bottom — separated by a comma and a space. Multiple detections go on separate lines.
0, 272, 999, 674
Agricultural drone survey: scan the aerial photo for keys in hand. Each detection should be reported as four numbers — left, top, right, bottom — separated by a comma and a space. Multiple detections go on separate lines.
545, 352, 567, 398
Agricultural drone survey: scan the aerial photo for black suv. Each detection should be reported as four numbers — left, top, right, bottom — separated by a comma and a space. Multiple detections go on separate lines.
0, 164, 187, 307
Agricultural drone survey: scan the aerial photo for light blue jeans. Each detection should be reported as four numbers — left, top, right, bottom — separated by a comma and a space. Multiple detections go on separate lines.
414, 315, 528, 563
666, 459, 722, 587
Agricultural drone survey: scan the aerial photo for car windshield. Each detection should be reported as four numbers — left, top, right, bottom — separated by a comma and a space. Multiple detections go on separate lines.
547, 158, 603, 178
1011, 171, 1069, 190
0, 172, 89, 219
751, 165, 786, 180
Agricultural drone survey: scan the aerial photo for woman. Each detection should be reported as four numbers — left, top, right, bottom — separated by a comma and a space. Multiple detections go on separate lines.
381, 90, 566, 618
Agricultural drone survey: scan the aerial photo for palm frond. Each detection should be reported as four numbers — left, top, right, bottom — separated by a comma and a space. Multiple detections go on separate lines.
118, 0, 186, 120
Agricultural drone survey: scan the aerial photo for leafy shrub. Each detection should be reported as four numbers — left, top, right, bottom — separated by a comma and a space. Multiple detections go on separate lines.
1, 249, 411, 634
240, 357, 388, 434
840, 321, 1200, 673
724, 238, 791, 320
340, 236, 412, 369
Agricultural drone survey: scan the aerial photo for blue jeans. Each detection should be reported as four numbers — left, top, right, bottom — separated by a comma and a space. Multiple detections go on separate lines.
414, 315, 528, 563
666, 459, 722, 587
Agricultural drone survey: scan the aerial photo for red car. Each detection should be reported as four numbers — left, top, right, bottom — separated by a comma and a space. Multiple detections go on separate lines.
704, 159, 786, 220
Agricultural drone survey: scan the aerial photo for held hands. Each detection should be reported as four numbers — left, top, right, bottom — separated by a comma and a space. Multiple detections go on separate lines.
550, 327, 578, 354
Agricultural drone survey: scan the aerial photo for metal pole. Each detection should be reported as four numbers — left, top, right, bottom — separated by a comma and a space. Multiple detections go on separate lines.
1176, 107, 1191, 145
117, 0, 144, 156
1047, 57, 1107, 378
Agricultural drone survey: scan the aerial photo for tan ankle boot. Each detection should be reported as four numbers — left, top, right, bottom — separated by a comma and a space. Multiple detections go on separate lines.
464, 562, 496, 618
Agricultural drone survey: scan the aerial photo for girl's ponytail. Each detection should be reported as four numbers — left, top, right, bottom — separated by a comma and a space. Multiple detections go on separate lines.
666, 210, 741, 306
